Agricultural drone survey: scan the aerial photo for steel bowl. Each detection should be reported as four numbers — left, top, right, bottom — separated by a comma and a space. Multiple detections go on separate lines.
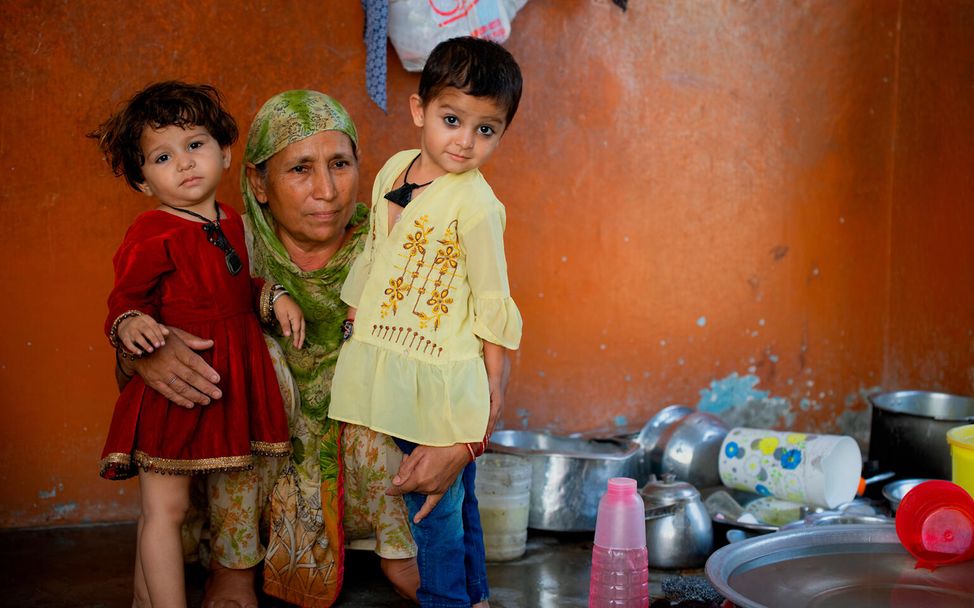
882, 478, 933, 513
632, 405, 693, 483
868, 390, 974, 480
650, 411, 729, 488
488, 430, 640, 531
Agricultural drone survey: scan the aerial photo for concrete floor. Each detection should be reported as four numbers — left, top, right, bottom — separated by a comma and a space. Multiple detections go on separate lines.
0, 522, 624, 608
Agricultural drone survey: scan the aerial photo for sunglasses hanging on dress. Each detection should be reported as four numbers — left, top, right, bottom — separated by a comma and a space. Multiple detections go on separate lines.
162, 203, 243, 275
384, 153, 434, 208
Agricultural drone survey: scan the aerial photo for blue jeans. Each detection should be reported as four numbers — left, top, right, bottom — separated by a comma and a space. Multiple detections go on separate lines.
394, 438, 489, 607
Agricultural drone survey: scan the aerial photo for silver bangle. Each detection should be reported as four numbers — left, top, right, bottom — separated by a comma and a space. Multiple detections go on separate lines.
270, 288, 289, 306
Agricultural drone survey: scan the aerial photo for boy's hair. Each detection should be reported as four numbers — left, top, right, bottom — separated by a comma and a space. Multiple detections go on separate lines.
419, 37, 523, 126
89, 81, 238, 191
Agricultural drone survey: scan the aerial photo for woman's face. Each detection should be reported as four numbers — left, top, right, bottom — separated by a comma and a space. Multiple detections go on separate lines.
249, 130, 360, 253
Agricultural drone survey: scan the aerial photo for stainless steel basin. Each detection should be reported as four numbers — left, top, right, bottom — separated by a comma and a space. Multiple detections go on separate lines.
488, 430, 640, 531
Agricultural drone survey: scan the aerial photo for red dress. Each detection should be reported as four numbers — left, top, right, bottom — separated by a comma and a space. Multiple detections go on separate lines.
100, 204, 290, 480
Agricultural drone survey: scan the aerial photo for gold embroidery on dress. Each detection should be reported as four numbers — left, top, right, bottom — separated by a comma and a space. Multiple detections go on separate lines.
371, 324, 444, 358
99, 442, 290, 478
380, 216, 462, 332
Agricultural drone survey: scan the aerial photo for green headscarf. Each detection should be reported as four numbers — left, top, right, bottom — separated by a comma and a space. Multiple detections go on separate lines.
241, 91, 367, 606
242, 89, 368, 350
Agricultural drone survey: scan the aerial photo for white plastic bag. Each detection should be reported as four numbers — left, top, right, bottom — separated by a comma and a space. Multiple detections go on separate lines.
388, 0, 529, 72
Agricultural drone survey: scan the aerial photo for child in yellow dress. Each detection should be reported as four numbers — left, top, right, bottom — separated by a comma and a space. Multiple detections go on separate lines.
330, 37, 523, 607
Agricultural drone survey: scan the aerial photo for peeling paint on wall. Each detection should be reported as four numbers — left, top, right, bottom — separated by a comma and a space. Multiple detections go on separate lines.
696, 372, 795, 429
695, 373, 878, 447
38, 481, 64, 500
696, 373, 770, 413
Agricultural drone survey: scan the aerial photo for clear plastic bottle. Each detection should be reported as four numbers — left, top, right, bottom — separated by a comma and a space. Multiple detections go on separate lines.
589, 477, 649, 608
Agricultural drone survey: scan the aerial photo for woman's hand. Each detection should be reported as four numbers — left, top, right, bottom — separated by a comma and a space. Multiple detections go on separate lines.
273, 294, 305, 348
126, 327, 222, 408
386, 443, 469, 523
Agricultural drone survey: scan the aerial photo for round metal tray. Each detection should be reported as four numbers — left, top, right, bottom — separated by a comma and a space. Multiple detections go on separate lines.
705, 524, 974, 608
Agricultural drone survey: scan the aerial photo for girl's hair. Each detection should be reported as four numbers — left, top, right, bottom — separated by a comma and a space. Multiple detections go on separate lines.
418, 37, 523, 126
89, 81, 238, 191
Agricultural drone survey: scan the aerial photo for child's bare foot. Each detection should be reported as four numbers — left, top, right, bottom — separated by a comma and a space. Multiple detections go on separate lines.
472, 601, 490, 608
203, 564, 258, 608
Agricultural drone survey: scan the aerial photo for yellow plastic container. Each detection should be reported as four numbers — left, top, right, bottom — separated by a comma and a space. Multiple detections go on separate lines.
947, 424, 974, 498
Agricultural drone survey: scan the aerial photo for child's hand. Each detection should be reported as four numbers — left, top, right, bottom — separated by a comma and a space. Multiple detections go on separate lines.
273, 294, 305, 349
118, 313, 169, 355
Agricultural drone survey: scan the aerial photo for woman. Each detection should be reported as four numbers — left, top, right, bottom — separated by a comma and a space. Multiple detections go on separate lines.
122, 91, 473, 607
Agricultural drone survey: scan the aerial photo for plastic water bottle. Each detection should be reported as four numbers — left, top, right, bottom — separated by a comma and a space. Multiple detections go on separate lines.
589, 477, 649, 608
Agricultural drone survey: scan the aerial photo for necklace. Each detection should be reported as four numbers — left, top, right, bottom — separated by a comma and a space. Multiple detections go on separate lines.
163, 203, 243, 275
384, 154, 433, 208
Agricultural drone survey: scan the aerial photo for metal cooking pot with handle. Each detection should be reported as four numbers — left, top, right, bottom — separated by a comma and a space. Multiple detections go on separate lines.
868, 390, 974, 480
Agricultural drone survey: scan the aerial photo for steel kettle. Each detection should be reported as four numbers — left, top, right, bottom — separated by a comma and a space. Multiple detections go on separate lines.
640, 474, 713, 568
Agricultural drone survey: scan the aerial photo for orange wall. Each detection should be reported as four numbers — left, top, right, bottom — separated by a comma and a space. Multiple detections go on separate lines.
886, 1, 974, 392
1, 1, 971, 528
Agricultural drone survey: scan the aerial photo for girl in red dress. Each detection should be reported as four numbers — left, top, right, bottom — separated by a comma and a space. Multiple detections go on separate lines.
91, 82, 301, 608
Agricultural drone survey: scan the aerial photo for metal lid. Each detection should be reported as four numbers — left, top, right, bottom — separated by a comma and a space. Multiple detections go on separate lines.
639, 473, 701, 506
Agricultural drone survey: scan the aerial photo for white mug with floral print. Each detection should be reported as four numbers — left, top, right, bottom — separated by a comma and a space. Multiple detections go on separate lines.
718, 427, 862, 509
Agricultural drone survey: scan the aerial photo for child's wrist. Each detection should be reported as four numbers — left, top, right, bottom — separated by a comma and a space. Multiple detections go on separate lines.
108, 310, 143, 348
465, 436, 489, 463
270, 285, 289, 307
260, 283, 287, 324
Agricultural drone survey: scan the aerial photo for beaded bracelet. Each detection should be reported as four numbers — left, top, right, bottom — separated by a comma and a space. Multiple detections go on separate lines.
115, 347, 136, 378
261, 283, 288, 324
108, 310, 144, 349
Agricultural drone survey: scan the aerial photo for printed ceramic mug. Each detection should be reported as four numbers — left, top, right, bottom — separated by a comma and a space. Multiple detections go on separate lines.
718, 427, 862, 508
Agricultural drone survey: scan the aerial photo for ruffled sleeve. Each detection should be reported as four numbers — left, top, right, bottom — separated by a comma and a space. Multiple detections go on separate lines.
340, 204, 377, 309
463, 204, 522, 350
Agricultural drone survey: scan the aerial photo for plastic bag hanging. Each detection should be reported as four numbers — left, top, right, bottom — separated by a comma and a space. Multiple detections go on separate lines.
388, 0, 529, 72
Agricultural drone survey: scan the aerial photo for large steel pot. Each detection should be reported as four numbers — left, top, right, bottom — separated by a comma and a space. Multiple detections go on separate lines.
488, 430, 640, 531
868, 390, 974, 480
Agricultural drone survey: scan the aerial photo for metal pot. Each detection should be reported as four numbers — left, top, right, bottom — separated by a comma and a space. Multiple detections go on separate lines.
640, 474, 713, 568
650, 411, 729, 488
632, 405, 693, 483
868, 391, 974, 480
488, 430, 640, 531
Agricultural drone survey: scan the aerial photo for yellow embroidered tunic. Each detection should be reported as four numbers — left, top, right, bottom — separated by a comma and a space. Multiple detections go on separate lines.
330, 150, 522, 446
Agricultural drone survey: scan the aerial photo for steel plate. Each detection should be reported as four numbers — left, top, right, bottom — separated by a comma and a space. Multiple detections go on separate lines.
705, 525, 974, 608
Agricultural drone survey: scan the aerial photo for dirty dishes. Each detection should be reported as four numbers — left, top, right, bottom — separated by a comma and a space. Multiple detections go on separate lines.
632, 406, 728, 488
488, 430, 640, 531
718, 428, 862, 509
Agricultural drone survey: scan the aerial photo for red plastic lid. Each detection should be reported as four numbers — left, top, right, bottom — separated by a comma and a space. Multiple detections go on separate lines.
895, 480, 974, 569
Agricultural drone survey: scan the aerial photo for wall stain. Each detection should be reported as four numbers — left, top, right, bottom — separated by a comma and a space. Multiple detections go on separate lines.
52, 502, 77, 519
696, 372, 795, 429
